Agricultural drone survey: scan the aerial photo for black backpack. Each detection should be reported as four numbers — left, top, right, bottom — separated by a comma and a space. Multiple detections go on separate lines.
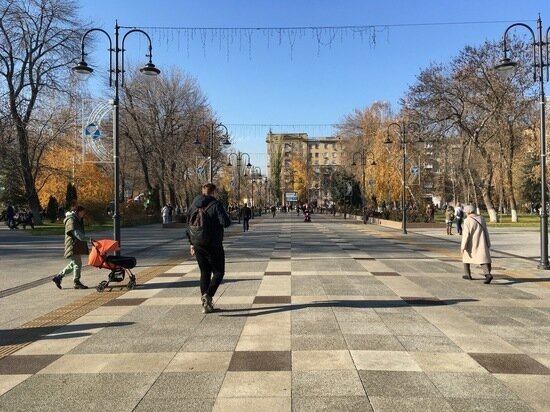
188, 201, 217, 247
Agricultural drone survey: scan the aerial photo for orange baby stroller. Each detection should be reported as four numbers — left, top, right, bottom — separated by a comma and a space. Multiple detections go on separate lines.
88, 239, 137, 292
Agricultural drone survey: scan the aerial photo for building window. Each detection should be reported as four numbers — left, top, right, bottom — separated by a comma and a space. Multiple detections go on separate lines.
314, 160, 319, 165
315, 153, 319, 158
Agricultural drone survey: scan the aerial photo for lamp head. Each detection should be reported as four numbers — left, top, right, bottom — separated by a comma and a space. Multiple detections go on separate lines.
351, 161, 357, 166
246, 161, 252, 168
494, 57, 517, 79
227, 161, 233, 167
223, 137, 231, 146
371, 160, 377, 166
383, 136, 392, 145
72, 60, 93, 79
193, 137, 201, 145
139, 62, 161, 76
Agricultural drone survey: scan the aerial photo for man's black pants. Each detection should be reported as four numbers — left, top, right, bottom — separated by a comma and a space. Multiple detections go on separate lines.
243, 218, 249, 232
194, 244, 225, 298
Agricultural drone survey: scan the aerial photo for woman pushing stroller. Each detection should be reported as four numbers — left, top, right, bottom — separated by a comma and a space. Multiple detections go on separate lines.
52, 204, 89, 289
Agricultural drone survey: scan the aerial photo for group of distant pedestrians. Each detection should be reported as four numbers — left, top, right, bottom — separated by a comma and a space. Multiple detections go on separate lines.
41, 185, 493, 317
2, 204, 34, 230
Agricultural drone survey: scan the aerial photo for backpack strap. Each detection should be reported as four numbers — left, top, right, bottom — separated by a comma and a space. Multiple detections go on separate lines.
203, 200, 217, 212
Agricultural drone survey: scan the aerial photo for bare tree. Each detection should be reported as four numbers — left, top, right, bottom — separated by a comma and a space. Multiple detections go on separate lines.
0, 0, 83, 221
406, 40, 532, 221
121, 68, 215, 210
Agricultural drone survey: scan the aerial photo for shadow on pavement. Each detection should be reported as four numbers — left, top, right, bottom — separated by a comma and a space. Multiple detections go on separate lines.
0, 322, 135, 345
218, 298, 479, 317
136, 278, 261, 290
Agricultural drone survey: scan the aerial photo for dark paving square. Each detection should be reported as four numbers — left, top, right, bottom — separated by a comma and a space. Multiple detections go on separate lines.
103, 298, 148, 306
371, 272, 400, 276
253, 296, 291, 304
228, 350, 291, 371
0, 354, 62, 374
469, 353, 550, 375
401, 297, 445, 306
264, 271, 291, 276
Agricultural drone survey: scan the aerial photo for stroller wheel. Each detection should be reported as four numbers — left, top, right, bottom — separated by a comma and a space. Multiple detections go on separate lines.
127, 280, 136, 290
96, 280, 108, 292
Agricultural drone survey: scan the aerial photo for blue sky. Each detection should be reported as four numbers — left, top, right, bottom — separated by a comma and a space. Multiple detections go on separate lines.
77, 0, 550, 165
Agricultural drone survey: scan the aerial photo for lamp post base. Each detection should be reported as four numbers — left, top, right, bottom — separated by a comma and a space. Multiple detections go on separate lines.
537, 263, 550, 270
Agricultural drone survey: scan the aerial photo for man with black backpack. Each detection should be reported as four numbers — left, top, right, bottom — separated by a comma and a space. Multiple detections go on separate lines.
187, 183, 232, 313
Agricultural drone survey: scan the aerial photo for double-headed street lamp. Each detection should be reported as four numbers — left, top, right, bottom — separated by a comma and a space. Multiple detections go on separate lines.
495, 15, 550, 270
352, 149, 376, 224
73, 22, 160, 248
227, 152, 251, 223
385, 122, 423, 234
194, 122, 231, 183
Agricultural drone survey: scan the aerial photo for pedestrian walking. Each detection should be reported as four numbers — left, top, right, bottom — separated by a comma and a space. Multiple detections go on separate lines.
445, 205, 455, 235
460, 204, 493, 284
52, 205, 89, 289
187, 183, 231, 313
161, 204, 170, 224
6, 204, 15, 230
241, 203, 252, 231
271, 205, 276, 217
455, 203, 464, 235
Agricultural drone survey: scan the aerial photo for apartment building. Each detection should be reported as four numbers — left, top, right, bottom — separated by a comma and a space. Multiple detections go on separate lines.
266, 132, 343, 205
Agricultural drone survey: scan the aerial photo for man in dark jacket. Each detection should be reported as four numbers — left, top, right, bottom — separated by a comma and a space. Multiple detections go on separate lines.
240, 203, 252, 232
187, 183, 231, 313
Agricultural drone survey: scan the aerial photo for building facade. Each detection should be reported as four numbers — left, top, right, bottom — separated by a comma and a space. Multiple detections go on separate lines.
266, 132, 343, 205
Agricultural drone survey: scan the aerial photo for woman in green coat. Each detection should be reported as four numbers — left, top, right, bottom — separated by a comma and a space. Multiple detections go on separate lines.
52, 205, 89, 289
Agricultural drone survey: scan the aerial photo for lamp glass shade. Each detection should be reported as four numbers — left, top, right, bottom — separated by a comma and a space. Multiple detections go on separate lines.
383, 137, 392, 145
223, 137, 231, 146
494, 58, 517, 79
72, 61, 93, 80
140, 62, 160, 76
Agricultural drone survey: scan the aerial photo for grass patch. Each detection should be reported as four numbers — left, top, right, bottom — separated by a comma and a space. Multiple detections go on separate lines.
30, 222, 113, 236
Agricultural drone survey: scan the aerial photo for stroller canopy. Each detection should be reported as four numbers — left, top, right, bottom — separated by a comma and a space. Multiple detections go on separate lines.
88, 239, 120, 268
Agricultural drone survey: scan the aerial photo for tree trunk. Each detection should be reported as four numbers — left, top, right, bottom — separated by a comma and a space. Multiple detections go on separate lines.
16, 126, 43, 224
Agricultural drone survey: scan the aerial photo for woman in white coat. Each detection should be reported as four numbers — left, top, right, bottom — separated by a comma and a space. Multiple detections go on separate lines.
460, 204, 493, 284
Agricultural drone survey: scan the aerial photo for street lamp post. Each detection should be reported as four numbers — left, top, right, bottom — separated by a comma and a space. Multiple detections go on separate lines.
495, 15, 550, 270
385, 122, 423, 234
249, 167, 262, 218
73, 22, 160, 248
194, 122, 231, 183
352, 149, 376, 224
227, 152, 252, 223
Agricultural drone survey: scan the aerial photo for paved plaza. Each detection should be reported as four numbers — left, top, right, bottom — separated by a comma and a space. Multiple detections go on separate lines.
0, 213, 550, 411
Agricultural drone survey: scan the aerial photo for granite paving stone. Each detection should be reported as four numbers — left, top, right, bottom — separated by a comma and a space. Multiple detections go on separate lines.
426, 371, 522, 399
292, 370, 366, 397
469, 353, 550, 375
359, 370, 441, 397
292, 396, 373, 412
368, 396, 455, 412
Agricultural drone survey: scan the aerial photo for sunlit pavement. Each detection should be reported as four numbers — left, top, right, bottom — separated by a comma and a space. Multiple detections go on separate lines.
0, 213, 549, 411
